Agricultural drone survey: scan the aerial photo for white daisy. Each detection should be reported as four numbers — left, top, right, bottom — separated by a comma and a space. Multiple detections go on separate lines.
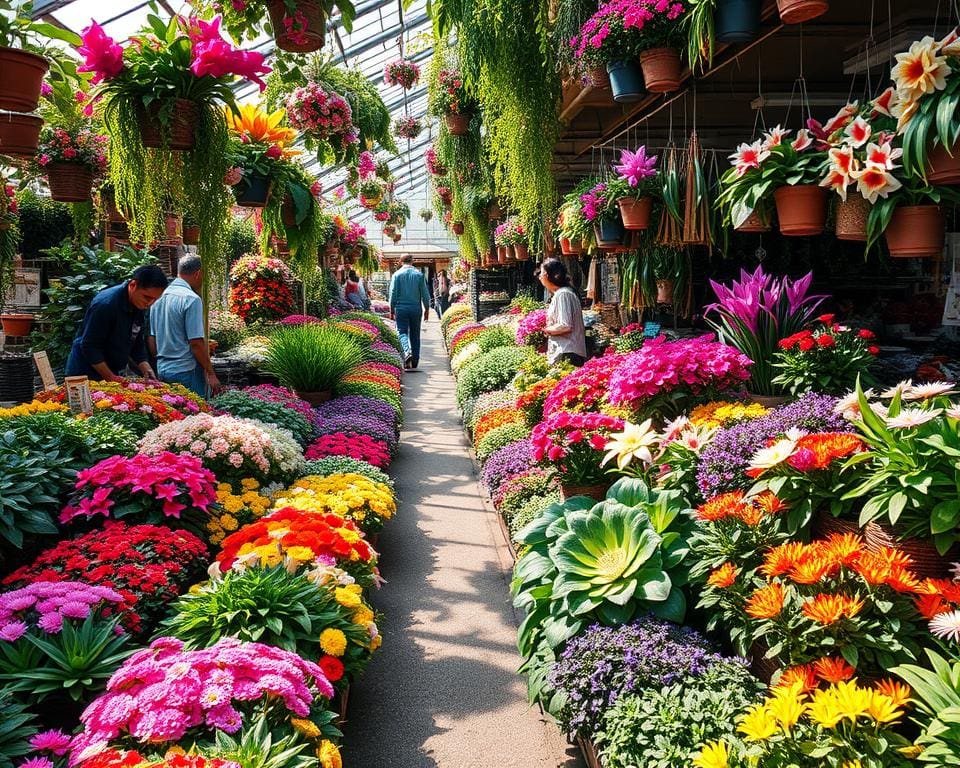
904, 382, 958, 400
783, 427, 809, 441
881, 380, 913, 399
884, 408, 943, 429
946, 405, 960, 421
748, 438, 797, 472
930, 609, 960, 643
950, 561, 960, 580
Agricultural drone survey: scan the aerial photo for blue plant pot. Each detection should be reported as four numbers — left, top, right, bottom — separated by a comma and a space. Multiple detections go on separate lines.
595, 217, 626, 247
715, 0, 760, 43
606, 60, 645, 103
234, 173, 271, 208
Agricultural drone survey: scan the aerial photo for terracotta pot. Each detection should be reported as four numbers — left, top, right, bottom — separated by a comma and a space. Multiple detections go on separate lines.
452, 221, 465, 235
560, 482, 610, 502
281, 196, 297, 227
445, 113, 471, 136
774, 184, 827, 236
496, 245, 507, 263
927, 140, 960, 186
835, 195, 870, 241
0, 47, 48, 113
735, 207, 772, 232
746, 392, 791, 408
267, 0, 325, 52
183, 224, 200, 246
655, 279, 674, 304
586, 66, 609, 89
776, 0, 829, 24
0, 112, 43, 157
559, 237, 582, 256
164, 213, 181, 240
618, 196, 653, 230
0, 314, 33, 337
514, 243, 530, 260
639, 47, 683, 93
885, 205, 945, 258
359, 193, 381, 209
296, 389, 332, 405
136, 98, 198, 151
46, 162, 94, 203
506, 245, 517, 262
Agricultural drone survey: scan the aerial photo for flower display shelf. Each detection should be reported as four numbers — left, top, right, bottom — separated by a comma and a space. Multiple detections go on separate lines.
576, 735, 602, 768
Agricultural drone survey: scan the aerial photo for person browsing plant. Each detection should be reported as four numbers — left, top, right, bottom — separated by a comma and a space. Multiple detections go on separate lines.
539, 258, 587, 367
388, 254, 431, 370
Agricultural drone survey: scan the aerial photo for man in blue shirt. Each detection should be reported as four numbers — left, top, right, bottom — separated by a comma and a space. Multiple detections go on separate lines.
388, 254, 431, 369
148, 255, 220, 398
65, 264, 167, 382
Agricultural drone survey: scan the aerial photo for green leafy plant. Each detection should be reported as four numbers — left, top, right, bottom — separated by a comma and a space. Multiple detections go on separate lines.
0, 0, 80, 50
455, 345, 533, 407
0, 431, 71, 550
265, 323, 365, 393
13, 189, 72, 260
209, 710, 333, 768
475, 325, 515, 352
771, 317, 878, 396
893, 650, 960, 767
211, 390, 314, 447
0, 687, 36, 768
685, 0, 721, 72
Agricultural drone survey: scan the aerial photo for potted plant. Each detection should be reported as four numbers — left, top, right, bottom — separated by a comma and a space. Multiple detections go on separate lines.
359, 179, 384, 209
686, 0, 761, 72
285, 81, 359, 164
182, 211, 200, 245
610, 144, 660, 229
867, 175, 957, 258
557, 182, 594, 254
705, 266, 826, 400
419, 208, 433, 223
78, 15, 265, 269
776, 0, 828, 25
393, 115, 423, 141
195, 0, 357, 54
431, 68, 475, 136
425, 145, 447, 176
497, 216, 529, 260
641, 243, 688, 306
580, 180, 626, 248
719, 125, 828, 236
384, 59, 421, 90
570, 0, 689, 99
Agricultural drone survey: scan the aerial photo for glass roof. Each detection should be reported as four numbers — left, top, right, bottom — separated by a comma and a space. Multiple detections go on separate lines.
27, 0, 456, 251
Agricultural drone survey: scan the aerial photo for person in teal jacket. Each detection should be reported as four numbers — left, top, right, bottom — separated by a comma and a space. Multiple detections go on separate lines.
388, 254, 431, 369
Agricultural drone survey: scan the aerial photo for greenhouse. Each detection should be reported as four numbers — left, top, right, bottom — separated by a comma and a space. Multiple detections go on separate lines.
2, 0, 960, 767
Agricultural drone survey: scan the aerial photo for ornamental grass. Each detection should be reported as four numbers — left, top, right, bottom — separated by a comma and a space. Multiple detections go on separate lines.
264, 323, 365, 394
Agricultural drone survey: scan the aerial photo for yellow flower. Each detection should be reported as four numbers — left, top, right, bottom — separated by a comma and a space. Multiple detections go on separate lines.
317, 740, 342, 768
370, 633, 382, 651
223, 497, 243, 514
338, 528, 360, 544
693, 740, 729, 768
217, 482, 233, 493
285, 546, 316, 562
319, 628, 347, 656
767, 684, 806, 732
241, 477, 260, 490
738, 704, 778, 741
290, 717, 320, 738
867, 691, 903, 725
219, 514, 239, 532
807, 688, 844, 729
0, 400, 69, 418
353, 607, 374, 625
225, 103, 298, 147
831, 680, 873, 723
842, 761, 863, 768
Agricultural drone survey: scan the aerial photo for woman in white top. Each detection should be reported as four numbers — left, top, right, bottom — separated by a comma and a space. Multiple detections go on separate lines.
539, 258, 587, 366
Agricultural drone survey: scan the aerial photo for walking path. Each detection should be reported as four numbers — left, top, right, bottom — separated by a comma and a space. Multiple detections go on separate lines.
341, 321, 583, 768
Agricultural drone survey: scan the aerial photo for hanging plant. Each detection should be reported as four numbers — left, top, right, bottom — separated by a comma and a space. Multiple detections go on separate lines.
0, 180, 20, 314
394, 115, 423, 140
285, 80, 359, 163
383, 58, 421, 89
34, 126, 108, 202
78, 14, 265, 292
425, 145, 447, 176
419, 208, 433, 222
358, 178, 384, 209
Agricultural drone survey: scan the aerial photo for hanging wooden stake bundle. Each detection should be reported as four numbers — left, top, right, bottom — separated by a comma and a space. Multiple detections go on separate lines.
657, 145, 683, 247
682, 131, 712, 247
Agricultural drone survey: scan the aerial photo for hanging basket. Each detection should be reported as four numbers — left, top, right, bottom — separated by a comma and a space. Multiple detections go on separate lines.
46, 162, 94, 203
774, 184, 827, 236
618, 197, 653, 230
927, 141, 960, 186
359, 193, 382, 209
445, 113, 471, 136
234, 173, 272, 208
0, 112, 43, 157
595, 217, 626, 249
885, 205, 945, 258
514, 243, 530, 261
267, 0, 326, 53
136, 98, 198, 151
560, 237, 583, 256
735, 207, 772, 232
586, 66, 609, 89
715, 0, 761, 43
183, 224, 200, 246
639, 47, 682, 93
606, 60, 645, 103
835, 195, 870, 241
452, 221, 465, 235
776, 0, 829, 24
0, 47, 49, 113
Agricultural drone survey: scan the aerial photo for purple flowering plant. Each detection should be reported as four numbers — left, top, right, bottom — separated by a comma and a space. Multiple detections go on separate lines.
705, 266, 827, 396
315, 413, 399, 453
315, 395, 400, 432
490, 468, 559, 513
480, 439, 536, 492
547, 617, 726, 737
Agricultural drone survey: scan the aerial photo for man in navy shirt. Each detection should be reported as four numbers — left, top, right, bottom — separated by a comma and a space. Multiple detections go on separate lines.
65, 264, 168, 382
388, 254, 431, 370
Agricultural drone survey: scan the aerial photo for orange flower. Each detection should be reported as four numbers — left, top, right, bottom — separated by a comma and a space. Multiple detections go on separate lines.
873, 546, 915, 572
754, 492, 787, 515
776, 664, 817, 694
707, 563, 737, 588
822, 533, 863, 569
789, 432, 866, 470
789, 554, 836, 585
875, 679, 912, 708
854, 550, 894, 587
813, 656, 855, 683
914, 592, 950, 619
697, 491, 745, 522
735, 503, 764, 526
746, 583, 786, 619
801, 593, 864, 625
760, 542, 806, 578
885, 568, 921, 594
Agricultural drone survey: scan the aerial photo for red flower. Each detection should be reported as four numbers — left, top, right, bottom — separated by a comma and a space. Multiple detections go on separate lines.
818, 314, 835, 324
798, 337, 815, 352
858, 329, 876, 339
816, 334, 835, 348
868, 346, 879, 355
319, 655, 345, 682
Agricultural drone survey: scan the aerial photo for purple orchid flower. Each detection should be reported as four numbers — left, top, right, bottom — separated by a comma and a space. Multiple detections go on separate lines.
614, 146, 659, 187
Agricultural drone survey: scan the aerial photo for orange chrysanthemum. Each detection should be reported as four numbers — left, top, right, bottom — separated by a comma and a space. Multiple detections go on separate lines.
760, 542, 807, 578
787, 432, 866, 471
884, 568, 921, 594
875, 679, 912, 708
789, 555, 836, 585
697, 491, 746, 522
746, 583, 786, 619
914, 592, 951, 619
801, 593, 864, 625
754, 491, 788, 515
822, 533, 864, 569
854, 550, 894, 587
776, 664, 817, 694
813, 656, 856, 683
735, 503, 764, 526
707, 563, 737, 589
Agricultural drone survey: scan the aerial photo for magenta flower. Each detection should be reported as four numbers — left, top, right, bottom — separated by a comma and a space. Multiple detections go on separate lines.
29, 730, 72, 756
614, 145, 658, 187
76, 21, 125, 84
190, 35, 271, 91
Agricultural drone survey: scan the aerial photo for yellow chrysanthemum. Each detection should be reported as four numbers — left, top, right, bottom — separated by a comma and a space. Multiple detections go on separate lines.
370, 633, 382, 651
241, 477, 260, 490
334, 587, 362, 609
319, 628, 347, 656
738, 704, 778, 742
219, 514, 239, 532
867, 691, 903, 724
693, 740, 729, 768
353, 607, 374, 626
767, 682, 806, 732
285, 546, 316, 563
807, 689, 844, 729
317, 740, 342, 768
831, 680, 873, 723
290, 717, 320, 738
0, 400, 70, 418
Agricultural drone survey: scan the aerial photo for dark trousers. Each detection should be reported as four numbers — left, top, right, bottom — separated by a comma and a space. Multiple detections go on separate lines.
557, 352, 586, 367
395, 305, 423, 367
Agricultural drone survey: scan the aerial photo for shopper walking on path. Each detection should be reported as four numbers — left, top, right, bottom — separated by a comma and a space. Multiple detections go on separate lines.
148, 255, 220, 398
65, 264, 167, 382
539, 258, 587, 366
389, 254, 431, 370
433, 269, 451, 320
